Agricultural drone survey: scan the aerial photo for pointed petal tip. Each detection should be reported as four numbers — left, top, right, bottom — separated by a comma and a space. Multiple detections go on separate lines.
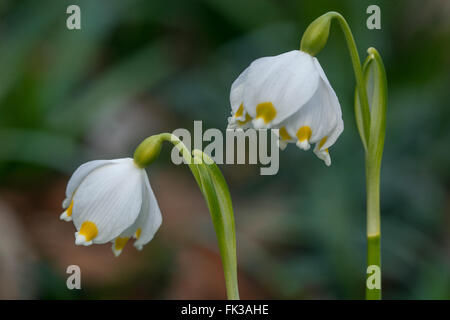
277, 140, 288, 150
74, 232, 92, 246
314, 149, 331, 166
59, 211, 72, 222
112, 246, 123, 257
296, 140, 310, 151
252, 118, 267, 129
62, 198, 70, 209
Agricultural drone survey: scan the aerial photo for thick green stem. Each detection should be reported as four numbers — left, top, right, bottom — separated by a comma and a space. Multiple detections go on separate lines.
365, 157, 381, 299
366, 236, 381, 299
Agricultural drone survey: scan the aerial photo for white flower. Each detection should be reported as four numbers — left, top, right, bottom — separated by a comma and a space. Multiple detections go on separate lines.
228, 50, 343, 166
60, 158, 162, 257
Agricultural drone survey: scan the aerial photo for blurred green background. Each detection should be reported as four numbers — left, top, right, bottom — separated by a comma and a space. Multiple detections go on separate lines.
0, 0, 449, 299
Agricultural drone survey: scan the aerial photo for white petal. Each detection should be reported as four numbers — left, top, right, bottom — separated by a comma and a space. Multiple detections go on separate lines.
242, 50, 320, 125
296, 140, 310, 151
313, 144, 332, 166
60, 210, 72, 222
63, 159, 118, 209
133, 170, 162, 250
284, 77, 343, 148
230, 66, 250, 116
75, 233, 92, 246
71, 158, 143, 244
277, 139, 288, 151
312, 58, 344, 150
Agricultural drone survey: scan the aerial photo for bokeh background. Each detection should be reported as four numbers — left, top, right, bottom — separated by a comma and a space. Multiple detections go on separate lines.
0, 0, 449, 299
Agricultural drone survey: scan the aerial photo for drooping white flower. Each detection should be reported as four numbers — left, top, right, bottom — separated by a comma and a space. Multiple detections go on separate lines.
228, 50, 343, 166
60, 158, 162, 257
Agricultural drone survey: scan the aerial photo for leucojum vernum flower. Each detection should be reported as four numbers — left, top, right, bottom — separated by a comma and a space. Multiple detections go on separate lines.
60, 134, 240, 300
60, 158, 162, 256
228, 11, 387, 300
228, 49, 344, 166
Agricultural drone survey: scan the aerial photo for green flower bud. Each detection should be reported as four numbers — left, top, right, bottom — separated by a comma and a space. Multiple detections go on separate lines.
300, 12, 335, 56
133, 134, 165, 168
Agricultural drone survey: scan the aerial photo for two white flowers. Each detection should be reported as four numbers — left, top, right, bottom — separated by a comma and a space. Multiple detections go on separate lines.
61, 49, 343, 255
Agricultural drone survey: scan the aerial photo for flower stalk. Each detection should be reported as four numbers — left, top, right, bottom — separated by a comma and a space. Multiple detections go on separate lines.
134, 133, 240, 300
302, 13, 387, 299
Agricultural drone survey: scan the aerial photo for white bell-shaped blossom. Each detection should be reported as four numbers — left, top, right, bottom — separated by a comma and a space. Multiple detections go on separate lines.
60, 158, 162, 257
228, 50, 343, 166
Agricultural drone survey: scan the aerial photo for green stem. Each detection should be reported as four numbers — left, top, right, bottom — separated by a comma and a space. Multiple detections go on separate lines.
157, 133, 201, 186
303, 13, 384, 299
328, 13, 384, 299
329, 12, 371, 150
135, 133, 240, 300
365, 155, 381, 299
364, 48, 386, 300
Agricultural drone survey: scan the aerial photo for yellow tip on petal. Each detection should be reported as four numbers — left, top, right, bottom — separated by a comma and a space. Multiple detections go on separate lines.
279, 126, 292, 141
296, 126, 312, 142
235, 103, 244, 118
277, 139, 288, 150
237, 113, 252, 125
60, 211, 72, 222
315, 148, 331, 166
255, 102, 276, 124
252, 117, 266, 129
114, 237, 129, 251
78, 221, 98, 243
318, 136, 328, 149
66, 200, 74, 217
60, 200, 74, 221
296, 140, 310, 150
75, 233, 92, 246
112, 237, 130, 257
296, 126, 312, 150
134, 228, 142, 239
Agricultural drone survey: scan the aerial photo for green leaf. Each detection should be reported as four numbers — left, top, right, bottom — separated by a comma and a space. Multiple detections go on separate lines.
192, 150, 239, 300
366, 47, 387, 167
139, 134, 239, 299
362, 47, 387, 300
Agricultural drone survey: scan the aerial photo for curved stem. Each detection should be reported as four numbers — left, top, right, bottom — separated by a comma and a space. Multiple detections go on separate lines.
329, 12, 371, 150
143, 133, 240, 300
156, 133, 201, 185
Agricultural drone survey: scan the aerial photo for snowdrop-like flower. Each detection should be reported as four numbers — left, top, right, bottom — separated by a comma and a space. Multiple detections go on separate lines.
228, 50, 343, 166
60, 158, 162, 257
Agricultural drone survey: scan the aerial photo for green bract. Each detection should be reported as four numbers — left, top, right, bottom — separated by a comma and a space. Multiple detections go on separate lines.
300, 12, 332, 56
